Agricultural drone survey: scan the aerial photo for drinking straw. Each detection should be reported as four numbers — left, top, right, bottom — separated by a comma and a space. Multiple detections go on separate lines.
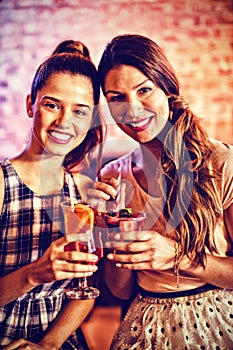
115, 163, 122, 212
68, 174, 75, 212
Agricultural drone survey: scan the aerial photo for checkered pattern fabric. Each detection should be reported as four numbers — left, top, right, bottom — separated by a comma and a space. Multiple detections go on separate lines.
0, 159, 85, 349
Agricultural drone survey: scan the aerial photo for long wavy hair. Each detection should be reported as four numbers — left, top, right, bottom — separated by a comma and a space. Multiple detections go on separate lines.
98, 34, 221, 266
30, 40, 104, 172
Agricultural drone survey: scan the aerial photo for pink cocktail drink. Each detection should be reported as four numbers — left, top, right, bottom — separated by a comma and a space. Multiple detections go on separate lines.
104, 209, 146, 250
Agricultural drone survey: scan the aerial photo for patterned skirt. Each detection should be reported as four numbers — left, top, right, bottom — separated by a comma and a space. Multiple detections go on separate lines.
110, 286, 233, 350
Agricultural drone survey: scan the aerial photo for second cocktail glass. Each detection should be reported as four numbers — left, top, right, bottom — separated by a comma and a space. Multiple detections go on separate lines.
104, 209, 146, 250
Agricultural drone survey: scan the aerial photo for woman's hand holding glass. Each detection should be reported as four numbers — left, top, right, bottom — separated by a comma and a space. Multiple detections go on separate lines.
106, 230, 178, 272
89, 178, 179, 272
27, 236, 98, 286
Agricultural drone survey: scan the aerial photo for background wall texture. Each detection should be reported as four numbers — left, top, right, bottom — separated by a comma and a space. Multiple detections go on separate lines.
0, 0, 232, 160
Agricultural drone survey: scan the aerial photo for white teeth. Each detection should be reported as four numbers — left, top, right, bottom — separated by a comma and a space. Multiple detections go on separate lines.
130, 118, 150, 127
50, 131, 71, 141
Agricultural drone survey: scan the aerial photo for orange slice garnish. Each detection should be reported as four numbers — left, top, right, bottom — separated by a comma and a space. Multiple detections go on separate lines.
74, 203, 94, 232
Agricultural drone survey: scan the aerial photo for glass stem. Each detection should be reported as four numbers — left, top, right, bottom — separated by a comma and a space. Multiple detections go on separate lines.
78, 277, 88, 289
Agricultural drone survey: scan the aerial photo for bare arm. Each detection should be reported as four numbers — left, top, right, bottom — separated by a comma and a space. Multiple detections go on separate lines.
0, 237, 98, 306
3, 299, 94, 350
107, 232, 233, 290
180, 254, 233, 289
90, 176, 233, 290
107, 205, 233, 290
38, 299, 94, 349
0, 168, 99, 306
179, 203, 233, 289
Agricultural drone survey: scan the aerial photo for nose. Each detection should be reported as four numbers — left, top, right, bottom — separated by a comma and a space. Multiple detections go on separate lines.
126, 95, 143, 119
56, 108, 72, 126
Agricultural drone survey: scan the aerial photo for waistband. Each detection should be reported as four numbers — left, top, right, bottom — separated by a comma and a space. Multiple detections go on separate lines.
139, 283, 219, 299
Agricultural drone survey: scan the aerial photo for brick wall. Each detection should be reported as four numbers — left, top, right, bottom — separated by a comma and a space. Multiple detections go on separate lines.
0, 0, 232, 160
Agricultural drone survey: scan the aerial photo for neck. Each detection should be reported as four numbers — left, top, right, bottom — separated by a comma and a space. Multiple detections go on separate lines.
132, 139, 163, 196
140, 137, 163, 165
11, 147, 66, 195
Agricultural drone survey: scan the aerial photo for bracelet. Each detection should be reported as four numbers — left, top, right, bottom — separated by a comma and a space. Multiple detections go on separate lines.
173, 241, 182, 289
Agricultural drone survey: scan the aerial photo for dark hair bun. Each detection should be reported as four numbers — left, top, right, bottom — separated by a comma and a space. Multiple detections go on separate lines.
51, 40, 91, 59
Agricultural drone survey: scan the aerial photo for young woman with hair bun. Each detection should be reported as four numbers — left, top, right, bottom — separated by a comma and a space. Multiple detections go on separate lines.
0, 40, 103, 349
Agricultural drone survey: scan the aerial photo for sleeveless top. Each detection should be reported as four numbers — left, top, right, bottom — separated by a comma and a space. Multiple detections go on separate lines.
0, 159, 84, 348
100, 139, 233, 293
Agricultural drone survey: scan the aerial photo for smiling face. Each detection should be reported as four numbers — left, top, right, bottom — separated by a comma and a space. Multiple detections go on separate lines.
26, 72, 94, 157
104, 65, 170, 143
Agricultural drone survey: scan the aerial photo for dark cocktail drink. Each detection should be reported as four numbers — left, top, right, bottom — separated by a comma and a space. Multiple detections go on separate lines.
64, 234, 102, 265
61, 200, 102, 299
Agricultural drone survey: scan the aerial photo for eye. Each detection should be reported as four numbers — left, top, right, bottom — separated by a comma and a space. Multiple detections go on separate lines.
138, 87, 152, 96
43, 102, 60, 112
108, 94, 125, 103
74, 109, 89, 118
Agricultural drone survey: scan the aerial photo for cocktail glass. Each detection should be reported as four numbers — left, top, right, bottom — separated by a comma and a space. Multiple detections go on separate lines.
104, 209, 146, 250
61, 200, 102, 299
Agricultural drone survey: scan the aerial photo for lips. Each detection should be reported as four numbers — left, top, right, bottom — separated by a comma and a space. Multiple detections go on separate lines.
126, 116, 153, 132
48, 130, 73, 144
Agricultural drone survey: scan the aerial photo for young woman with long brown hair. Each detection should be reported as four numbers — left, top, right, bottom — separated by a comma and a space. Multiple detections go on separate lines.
91, 34, 233, 349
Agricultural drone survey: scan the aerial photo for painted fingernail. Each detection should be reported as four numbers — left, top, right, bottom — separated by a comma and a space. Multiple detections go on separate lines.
107, 254, 114, 260
114, 234, 120, 240
116, 263, 122, 267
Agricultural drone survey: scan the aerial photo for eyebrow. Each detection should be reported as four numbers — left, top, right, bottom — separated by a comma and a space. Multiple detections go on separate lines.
42, 95, 91, 110
105, 79, 150, 95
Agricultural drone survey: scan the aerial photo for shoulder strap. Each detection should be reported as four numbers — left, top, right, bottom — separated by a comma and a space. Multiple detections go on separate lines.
64, 171, 81, 201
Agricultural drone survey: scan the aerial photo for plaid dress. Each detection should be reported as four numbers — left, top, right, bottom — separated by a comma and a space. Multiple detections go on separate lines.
0, 159, 87, 349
